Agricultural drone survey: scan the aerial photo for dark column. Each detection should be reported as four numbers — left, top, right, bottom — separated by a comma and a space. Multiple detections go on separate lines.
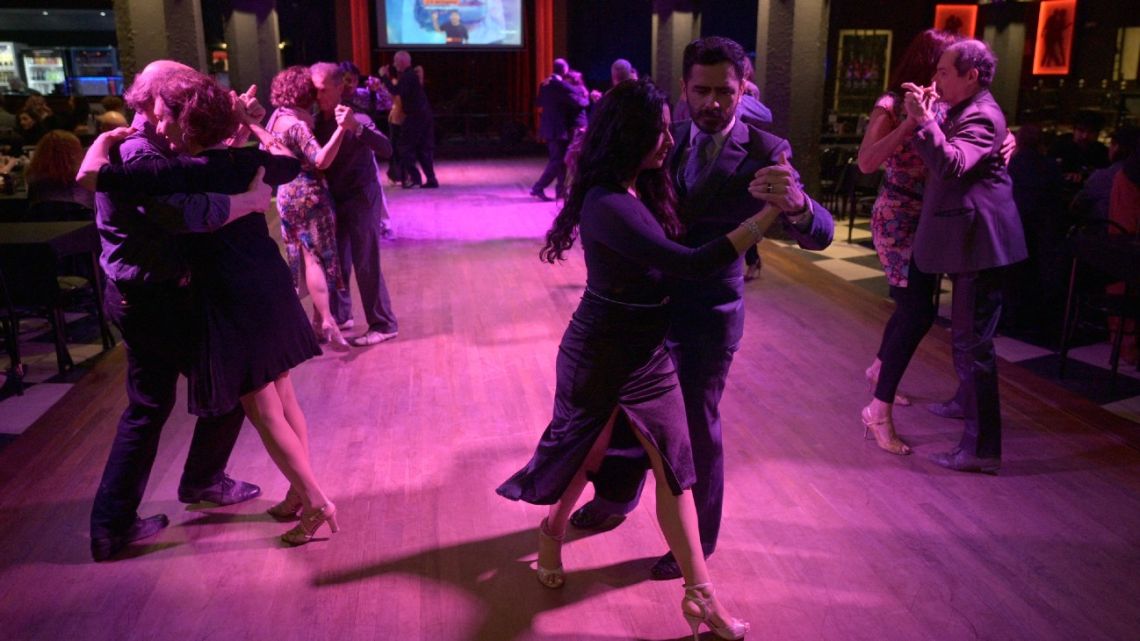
757, 0, 828, 193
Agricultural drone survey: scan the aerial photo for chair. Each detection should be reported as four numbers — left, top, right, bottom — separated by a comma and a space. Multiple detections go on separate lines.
1057, 218, 1140, 390
832, 161, 883, 243
0, 241, 109, 374
0, 264, 24, 395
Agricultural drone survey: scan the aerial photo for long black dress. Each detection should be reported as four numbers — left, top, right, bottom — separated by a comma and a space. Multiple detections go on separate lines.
497, 185, 738, 504
95, 147, 322, 417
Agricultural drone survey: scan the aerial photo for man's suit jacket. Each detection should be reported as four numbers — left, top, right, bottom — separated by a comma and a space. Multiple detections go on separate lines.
667, 118, 834, 345
911, 89, 1027, 274
536, 75, 588, 142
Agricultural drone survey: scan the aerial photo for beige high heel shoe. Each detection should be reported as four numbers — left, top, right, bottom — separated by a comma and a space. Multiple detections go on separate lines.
682, 583, 749, 640
536, 517, 565, 589
861, 405, 912, 455
266, 487, 302, 521
282, 503, 339, 545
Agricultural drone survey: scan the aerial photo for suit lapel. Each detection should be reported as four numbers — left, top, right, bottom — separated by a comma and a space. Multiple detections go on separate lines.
684, 121, 750, 217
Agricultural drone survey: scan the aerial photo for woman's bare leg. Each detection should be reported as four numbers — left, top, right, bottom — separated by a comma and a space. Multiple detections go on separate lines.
240, 373, 329, 511
629, 427, 737, 625
302, 246, 344, 344
538, 409, 619, 574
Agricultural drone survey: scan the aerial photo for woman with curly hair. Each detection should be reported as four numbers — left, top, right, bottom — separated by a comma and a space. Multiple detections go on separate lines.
259, 65, 353, 349
26, 129, 93, 210
78, 69, 341, 545
497, 79, 766, 640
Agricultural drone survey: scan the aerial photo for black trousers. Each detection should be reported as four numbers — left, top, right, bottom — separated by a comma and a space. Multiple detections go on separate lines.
533, 139, 570, 196
874, 259, 939, 402
90, 280, 244, 537
398, 119, 436, 185
949, 268, 1005, 459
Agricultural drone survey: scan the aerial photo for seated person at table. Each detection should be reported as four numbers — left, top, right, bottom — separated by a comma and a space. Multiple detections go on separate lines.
26, 130, 94, 212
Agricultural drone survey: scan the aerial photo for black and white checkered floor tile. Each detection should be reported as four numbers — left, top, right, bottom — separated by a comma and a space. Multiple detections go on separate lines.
771, 220, 1140, 425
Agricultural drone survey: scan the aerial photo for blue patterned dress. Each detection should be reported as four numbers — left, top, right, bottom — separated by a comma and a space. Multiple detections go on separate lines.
268, 108, 343, 291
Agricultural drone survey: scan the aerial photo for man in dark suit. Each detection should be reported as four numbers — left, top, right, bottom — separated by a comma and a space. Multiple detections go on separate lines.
312, 62, 400, 347
90, 60, 266, 561
530, 58, 588, 201
904, 39, 1027, 473
570, 36, 834, 580
382, 51, 437, 188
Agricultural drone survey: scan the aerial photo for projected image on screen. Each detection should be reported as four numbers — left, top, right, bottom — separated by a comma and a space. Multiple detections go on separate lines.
381, 0, 523, 47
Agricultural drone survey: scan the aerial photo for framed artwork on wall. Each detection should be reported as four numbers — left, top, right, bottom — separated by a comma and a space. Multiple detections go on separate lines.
834, 29, 892, 115
1033, 0, 1077, 75
933, 5, 977, 38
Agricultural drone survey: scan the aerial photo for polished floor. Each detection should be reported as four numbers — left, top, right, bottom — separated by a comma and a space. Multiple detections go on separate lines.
1, 159, 1138, 640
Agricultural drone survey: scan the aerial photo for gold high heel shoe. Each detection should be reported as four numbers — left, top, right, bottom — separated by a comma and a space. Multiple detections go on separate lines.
861, 405, 912, 455
865, 366, 911, 406
682, 582, 749, 640
323, 325, 350, 351
266, 487, 302, 521
536, 517, 565, 589
281, 503, 339, 545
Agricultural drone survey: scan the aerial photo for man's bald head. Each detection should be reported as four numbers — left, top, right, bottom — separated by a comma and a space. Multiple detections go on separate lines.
394, 51, 412, 71
124, 59, 195, 112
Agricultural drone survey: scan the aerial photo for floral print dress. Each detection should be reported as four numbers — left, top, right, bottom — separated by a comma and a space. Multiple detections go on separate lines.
268, 108, 342, 292
869, 92, 946, 288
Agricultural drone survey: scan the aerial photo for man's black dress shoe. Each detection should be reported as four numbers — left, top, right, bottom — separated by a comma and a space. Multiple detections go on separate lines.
928, 447, 1000, 474
569, 502, 626, 531
529, 188, 553, 202
422, 180, 440, 189
91, 514, 170, 562
402, 180, 421, 189
178, 476, 261, 505
650, 552, 684, 581
926, 399, 965, 419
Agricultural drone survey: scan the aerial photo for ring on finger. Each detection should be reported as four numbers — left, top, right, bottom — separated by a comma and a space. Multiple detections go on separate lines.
766, 183, 773, 194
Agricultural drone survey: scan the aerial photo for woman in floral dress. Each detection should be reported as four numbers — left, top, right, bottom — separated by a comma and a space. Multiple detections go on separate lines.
264, 65, 353, 348
855, 29, 958, 455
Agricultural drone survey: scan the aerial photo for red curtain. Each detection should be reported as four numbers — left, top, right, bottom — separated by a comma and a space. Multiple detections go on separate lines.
350, 0, 371, 74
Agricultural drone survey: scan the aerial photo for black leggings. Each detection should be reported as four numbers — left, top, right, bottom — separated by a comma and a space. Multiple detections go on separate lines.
874, 258, 939, 402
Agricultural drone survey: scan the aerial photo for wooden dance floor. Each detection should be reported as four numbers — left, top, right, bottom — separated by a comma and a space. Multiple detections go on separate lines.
2, 160, 1138, 641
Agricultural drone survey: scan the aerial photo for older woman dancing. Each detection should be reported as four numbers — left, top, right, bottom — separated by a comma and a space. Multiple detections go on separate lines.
79, 69, 341, 545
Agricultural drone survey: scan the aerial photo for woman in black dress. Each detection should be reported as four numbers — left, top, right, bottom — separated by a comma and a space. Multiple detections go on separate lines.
497, 80, 774, 640
78, 70, 339, 545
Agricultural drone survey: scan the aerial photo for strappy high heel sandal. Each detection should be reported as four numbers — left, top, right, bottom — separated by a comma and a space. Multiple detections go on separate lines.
266, 487, 303, 521
536, 517, 565, 589
681, 582, 749, 640
861, 405, 912, 455
281, 503, 339, 545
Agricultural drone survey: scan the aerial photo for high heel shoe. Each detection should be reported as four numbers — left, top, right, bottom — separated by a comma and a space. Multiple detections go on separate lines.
865, 366, 911, 406
266, 487, 303, 521
861, 405, 912, 456
682, 582, 749, 640
536, 517, 565, 589
281, 503, 339, 545
321, 324, 350, 351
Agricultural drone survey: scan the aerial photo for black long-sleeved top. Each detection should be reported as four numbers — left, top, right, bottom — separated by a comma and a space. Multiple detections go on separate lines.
580, 186, 736, 305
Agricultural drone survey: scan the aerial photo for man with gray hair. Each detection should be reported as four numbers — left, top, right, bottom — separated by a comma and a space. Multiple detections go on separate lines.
90, 60, 269, 561
311, 62, 399, 346
610, 58, 636, 87
530, 57, 588, 200
381, 51, 437, 188
903, 38, 1027, 473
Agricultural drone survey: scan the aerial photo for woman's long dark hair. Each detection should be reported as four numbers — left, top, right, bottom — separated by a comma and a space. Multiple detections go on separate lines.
888, 29, 960, 94
540, 79, 679, 263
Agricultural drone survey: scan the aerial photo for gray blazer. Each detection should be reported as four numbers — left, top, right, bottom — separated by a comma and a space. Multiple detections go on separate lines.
911, 89, 1027, 274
